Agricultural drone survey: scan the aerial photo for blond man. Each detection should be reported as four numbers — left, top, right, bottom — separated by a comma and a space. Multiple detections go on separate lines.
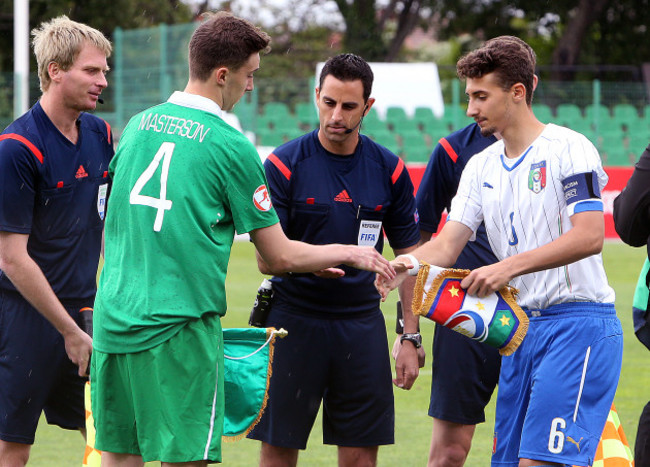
0, 16, 112, 466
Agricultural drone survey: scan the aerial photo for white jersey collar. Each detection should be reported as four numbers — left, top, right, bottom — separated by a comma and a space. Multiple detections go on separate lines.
167, 91, 225, 118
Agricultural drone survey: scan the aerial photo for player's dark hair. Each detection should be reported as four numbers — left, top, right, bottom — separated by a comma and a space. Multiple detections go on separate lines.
456, 36, 536, 106
188, 11, 271, 82
319, 53, 374, 102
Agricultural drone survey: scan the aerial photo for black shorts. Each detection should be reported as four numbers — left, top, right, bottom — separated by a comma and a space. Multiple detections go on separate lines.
248, 303, 394, 449
0, 291, 88, 444
428, 324, 501, 425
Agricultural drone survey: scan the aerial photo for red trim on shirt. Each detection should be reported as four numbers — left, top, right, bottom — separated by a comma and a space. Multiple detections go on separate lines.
438, 137, 459, 163
267, 153, 292, 181
391, 158, 405, 184
104, 120, 112, 145
0, 133, 44, 164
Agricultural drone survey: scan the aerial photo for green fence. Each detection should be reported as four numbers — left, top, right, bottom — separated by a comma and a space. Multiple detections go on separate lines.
2, 21, 650, 166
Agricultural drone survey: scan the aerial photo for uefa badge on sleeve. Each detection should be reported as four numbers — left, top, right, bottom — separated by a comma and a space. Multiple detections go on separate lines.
528, 161, 546, 194
253, 185, 272, 212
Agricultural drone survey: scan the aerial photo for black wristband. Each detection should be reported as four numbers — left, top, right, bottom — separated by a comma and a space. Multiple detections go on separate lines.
395, 300, 420, 334
395, 301, 404, 334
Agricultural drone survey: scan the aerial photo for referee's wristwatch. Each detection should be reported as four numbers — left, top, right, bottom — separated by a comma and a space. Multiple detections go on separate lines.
400, 332, 422, 349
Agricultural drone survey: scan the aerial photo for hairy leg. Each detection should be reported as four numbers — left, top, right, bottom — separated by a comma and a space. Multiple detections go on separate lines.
259, 442, 299, 467
427, 418, 475, 467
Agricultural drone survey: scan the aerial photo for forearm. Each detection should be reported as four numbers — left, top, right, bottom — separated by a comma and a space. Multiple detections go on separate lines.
498, 215, 603, 279
398, 276, 419, 332
267, 240, 356, 274
395, 246, 419, 333
1, 255, 78, 336
251, 223, 354, 273
406, 226, 466, 269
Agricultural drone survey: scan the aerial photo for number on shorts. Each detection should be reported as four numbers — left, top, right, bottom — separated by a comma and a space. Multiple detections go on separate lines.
129, 141, 175, 232
548, 417, 566, 453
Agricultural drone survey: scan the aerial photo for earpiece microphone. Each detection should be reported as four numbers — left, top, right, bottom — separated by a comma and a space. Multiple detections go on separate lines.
344, 117, 363, 134
97, 97, 104, 104
343, 104, 368, 134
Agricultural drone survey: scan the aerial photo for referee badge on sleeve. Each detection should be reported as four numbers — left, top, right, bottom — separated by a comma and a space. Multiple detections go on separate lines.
412, 263, 528, 356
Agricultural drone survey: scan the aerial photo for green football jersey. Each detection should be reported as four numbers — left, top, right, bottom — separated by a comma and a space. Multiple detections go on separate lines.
94, 92, 278, 353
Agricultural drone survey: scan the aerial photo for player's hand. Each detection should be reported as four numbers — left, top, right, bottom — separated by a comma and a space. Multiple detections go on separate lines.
461, 263, 513, 297
392, 335, 425, 367
374, 257, 412, 301
393, 338, 424, 390
345, 246, 395, 282
313, 267, 346, 278
63, 327, 93, 377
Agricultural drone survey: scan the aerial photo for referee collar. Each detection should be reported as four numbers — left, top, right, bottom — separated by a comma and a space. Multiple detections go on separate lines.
167, 91, 225, 118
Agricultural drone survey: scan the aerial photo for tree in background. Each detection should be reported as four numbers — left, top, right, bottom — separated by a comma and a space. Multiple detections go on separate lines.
2, 0, 650, 83
334, 0, 650, 81
0, 0, 193, 72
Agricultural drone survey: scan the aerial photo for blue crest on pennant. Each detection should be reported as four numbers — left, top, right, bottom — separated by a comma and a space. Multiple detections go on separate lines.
528, 161, 546, 194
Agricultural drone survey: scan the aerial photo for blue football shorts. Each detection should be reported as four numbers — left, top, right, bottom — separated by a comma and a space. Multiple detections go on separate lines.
0, 290, 89, 444
248, 301, 394, 449
491, 302, 623, 467
429, 323, 501, 424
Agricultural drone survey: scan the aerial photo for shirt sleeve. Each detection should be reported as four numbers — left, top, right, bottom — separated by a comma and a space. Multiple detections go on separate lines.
383, 158, 420, 250
225, 141, 279, 234
0, 138, 38, 233
416, 141, 459, 233
558, 133, 607, 216
613, 145, 650, 246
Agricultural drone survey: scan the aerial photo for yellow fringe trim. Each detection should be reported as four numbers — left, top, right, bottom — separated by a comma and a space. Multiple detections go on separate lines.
411, 262, 528, 356
222, 327, 281, 442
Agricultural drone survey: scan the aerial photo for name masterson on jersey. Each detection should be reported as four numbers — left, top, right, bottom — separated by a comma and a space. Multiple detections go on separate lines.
138, 112, 211, 142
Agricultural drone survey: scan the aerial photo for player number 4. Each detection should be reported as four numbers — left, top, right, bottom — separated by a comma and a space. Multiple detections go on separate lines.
129, 141, 175, 232
548, 417, 566, 453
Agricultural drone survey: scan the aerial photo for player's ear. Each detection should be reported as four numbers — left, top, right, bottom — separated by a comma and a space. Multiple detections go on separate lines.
47, 61, 62, 84
363, 98, 376, 116
213, 67, 228, 85
512, 82, 526, 103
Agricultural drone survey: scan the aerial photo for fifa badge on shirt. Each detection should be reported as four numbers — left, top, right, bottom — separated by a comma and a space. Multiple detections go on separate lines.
97, 183, 108, 220
528, 161, 546, 194
358, 220, 382, 246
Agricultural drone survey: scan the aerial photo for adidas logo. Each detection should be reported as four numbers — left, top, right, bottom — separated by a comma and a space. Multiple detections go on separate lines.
334, 189, 352, 203
75, 165, 88, 179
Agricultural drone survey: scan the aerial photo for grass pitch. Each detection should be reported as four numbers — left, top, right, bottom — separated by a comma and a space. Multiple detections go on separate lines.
29, 241, 649, 466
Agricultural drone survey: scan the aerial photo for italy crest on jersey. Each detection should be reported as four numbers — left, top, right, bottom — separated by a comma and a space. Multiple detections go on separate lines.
528, 161, 546, 194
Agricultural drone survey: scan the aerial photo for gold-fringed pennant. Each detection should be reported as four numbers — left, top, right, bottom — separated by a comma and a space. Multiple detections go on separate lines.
412, 262, 528, 356
222, 327, 286, 441
82, 327, 287, 466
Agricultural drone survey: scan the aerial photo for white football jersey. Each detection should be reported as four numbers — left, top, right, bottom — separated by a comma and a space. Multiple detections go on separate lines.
448, 123, 615, 309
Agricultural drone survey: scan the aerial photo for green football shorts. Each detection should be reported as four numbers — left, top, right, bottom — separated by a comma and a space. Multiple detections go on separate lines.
90, 315, 224, 463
